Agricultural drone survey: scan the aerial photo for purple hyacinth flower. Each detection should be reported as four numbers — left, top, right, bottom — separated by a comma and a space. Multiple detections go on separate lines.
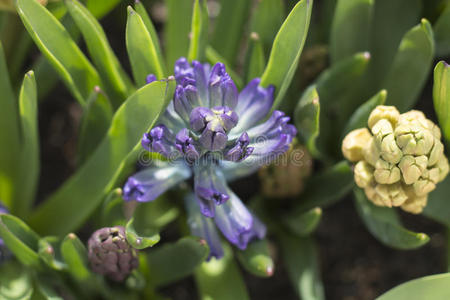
225, 132, 254, 162
146, 74, 157, 84
141, 125, 175, 158
175, 128, 200, 163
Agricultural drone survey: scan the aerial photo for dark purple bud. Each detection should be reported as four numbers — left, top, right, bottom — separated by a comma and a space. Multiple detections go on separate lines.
208, 63, 237, 109
190, 107, 213, 132
225, 132, 254, 162
88, 226, 139, 282
175, 128, 200, 163
199, 125, 228, 151
141, 125, 175, 157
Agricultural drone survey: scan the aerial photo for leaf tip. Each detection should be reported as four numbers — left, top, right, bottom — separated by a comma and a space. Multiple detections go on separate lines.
250, 32, 260, 41
362, 52, 371, 60
67, 233, 77, 240
127, 6, 136, 15
417, 233, 429, 241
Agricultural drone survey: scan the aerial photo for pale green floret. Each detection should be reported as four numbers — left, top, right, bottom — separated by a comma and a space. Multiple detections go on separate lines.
368, 105, 400, 130
354, 161, 374, 188
374, 159, 401, 184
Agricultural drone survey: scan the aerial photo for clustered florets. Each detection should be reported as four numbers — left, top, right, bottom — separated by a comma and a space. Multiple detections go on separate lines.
342, 105, 449, 213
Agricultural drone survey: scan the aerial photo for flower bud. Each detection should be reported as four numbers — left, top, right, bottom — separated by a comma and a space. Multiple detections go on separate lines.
88, 226, 139, 282
368, 105, 400, 130
342, 128, 372, 162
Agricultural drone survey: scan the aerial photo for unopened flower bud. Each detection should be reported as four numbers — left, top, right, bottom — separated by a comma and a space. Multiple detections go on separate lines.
88, 226, 139, 282
368, 105, 400, 130
342, 128, 372, 162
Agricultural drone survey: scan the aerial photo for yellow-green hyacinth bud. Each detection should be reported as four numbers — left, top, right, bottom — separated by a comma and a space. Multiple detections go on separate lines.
342, 105, 449, 214
342, 128, 372, 162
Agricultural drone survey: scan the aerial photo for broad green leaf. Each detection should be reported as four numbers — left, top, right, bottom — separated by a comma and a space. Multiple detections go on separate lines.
367, 0, 421, 91
383, 19, 434, 112
342, 89, 387, 137
249, 0, 284, 55
15, 72, 39, 217
187, 0, 209, 62
85, 0, 121, 19
134, 0, 165, 73
34, 55, 60, 100
205, 46, 243, 89
433, 61, 450, 144
293, 161, 354, 212
77, 87, 113, 166
294, 85, 320, 158
65, 0, 134, 106
16, 0, 101, 105
0, 214, 41, 268
211, 0, 250, 64
283, 207, 322, 237
126, 7, 166, 86
147, 237, 209, 286
236, 239, 274, 278
353, 188, 430, 249
29, 80, 174, 235
60, 233, 90, 281
423, 175, 450, 227
195, 244, 250, 300
433, 3, 450, 57
260, 0, 313, 110
330, 0, 373, 63
133, 195, 179, 230
100, 188, 125, 227
279, 233, 325, 300
38, 237, 65, 271
0, 263, 33, 300
376, 273, 450, 300
0, 42, 20, 209
244, 33, 266, 83
165, 0, 193, 69
125, 217, 160, 250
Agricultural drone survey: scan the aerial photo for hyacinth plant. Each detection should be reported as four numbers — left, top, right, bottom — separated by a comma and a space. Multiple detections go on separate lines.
0, 0, 450, 299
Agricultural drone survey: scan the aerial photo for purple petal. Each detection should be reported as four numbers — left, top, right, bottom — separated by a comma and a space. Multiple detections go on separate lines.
175, 128, 200, 163
146, 74, 157, 84
141, 125, 176, 157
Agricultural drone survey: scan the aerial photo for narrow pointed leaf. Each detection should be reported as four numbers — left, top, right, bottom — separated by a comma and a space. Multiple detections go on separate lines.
330, 0, 373, 63
38, 237, 65, 271
15, 72, 39, 217
423, 175, 450, 227
29, 80, 174, 236
0, 214, 41, 268
283, 207, 322, 237
211, 0, 251, 64
16, 0, 101, 105
85, 0, 121, 19
244, 33, 266, 84
236, 239, 274, 278
383, 19, 434, 112
205, 46, 243, 89
125, 217, 160, 250
354, 188, 429, 249
279, 233, 325, 300
126, 7, 166, 86
260, 0, 313, 110
65, 0, 134, 105
195, 244, 250, 300
60, 233, 91, 281
77, 87, 113, 166
294, 85, 320, 157
133, 195, 179, 230
187, 0, 209, 62
433, 3, 450, 57
377, 273, 450, 300
433, 61, 450, 144
342, 89, 387, 137
147, 237, 209, 286
100, 188, 125, 227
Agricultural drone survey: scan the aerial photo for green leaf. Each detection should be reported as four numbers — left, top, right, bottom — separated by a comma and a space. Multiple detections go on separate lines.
236, 239, 274, 278
0, 262, 33, 300
342, 89, 387, 137
249, 0, 284, 55
383, 19, 435, 112
125, 217, 160, 250
205, 46, 243, 89
294, 85, 320, 158
278, 233, 325, 300
29, 80, 174, 236
35, 280, 64, 300
433, 3, 450, 57
433, 61, 450, 144
423, 175, 450, 227
0, 42, 20, 209
211, 0, 251, 64
133, 195, 179, 230
293, 161, 354, 212
244, 33, 266, 83
376, 273, 450, 300
353, 188, 430, 249
147, 237, 209, 286
100, 188, 125, 227
15, 72, 39, 217
187, 0, 209, 62
195, 244, 250, 300
260, 0, 313, 110
60, 233, 91, 281
126, 7, 166, 86
330, 0, 373, 63
65, 0, 134, 106
164, 0, 193, 69
77, 87, 113, 166
38, 237, 65, 271
0, 214, 41, 268
16, 0, 101, 105
283, 207, 322, 237
134, 0, 165, 75
85, 0, 120, 19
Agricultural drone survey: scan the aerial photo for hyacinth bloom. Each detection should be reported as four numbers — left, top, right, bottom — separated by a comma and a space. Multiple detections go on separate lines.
123, 58, 296, 258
